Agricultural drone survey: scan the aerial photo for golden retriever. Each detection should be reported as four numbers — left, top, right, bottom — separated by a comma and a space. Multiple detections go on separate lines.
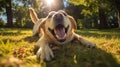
29, 8, 96, 61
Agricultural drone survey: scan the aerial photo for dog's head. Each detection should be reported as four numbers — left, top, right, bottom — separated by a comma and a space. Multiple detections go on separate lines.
29, 8, 77, 43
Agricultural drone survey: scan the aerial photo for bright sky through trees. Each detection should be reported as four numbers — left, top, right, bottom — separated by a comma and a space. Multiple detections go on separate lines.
45, 0, 54, 5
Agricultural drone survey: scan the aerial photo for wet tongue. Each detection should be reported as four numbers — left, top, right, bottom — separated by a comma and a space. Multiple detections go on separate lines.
54, 27, 66, 40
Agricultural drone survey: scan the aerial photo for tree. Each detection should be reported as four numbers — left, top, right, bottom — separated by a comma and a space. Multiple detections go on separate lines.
0, 0, 13, 27
65, 3, 83, 28
69, 0, 120, 29
6, 0, 13, 27
12, 0, 35, 28
68, 0, 111, 29
109, 0, 120, 28
0, 18, 5, 27
13, 4, 28, 27
98, 7, 108, 29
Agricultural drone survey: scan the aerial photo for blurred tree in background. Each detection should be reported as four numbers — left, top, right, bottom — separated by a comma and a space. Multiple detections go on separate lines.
0, 0, 119, 29
68, 0, 119, 29
108, 0, 120, 28
0, 0, 13, 27
0, 18, 5, 27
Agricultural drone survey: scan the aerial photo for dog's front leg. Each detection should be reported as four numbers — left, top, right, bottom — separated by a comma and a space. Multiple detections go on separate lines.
73, 33, 96, 48
35, 38, 54, 61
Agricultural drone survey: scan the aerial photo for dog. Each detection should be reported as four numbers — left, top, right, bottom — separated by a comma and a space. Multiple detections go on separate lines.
29, 8, 96, 61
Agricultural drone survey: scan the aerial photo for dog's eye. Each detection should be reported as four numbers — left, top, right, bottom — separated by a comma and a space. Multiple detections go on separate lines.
62, 12, 67, 16
58, 10, 67, 16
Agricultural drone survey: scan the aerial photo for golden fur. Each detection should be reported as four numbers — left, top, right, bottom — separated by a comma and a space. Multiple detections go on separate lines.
29, 8, 96, 61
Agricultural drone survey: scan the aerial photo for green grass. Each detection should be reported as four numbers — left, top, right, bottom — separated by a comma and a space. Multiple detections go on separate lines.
0, 28, 120, 67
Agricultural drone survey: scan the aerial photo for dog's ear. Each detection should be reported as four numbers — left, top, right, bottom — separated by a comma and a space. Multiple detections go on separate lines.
68, 16, 77, 30
29, 8, 39, 23
32, 18, 46, 36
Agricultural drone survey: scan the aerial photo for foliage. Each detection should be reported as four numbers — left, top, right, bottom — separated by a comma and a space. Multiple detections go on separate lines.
0, 0, 7, 11
0, 18, 5, 27
12, 4, 31, 28
68, 0, 119, 29
0, 0, 41, 28
0, 0, 120, 28
0, 28, 120, 67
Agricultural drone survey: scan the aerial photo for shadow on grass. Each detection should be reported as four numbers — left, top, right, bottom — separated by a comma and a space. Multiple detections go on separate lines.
47, 43, 120, 67
0, 32, 26, 36
23, 36, 39, 43
0, 31, 39, 43
0, 28, 120, 67
76, 29, 120, 39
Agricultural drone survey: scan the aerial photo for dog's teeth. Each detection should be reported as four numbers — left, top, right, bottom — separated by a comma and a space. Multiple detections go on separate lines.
54, 26, 66, 40
56, 35, 63, 40
56, 33, 66, 40
56, 35, 60, 39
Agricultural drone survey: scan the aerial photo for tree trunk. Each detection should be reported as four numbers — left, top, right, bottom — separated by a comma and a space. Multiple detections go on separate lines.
98, 7, 108, 29
118, 10, 120, 28
6, 0, 13, 27
116, 2, 120, 28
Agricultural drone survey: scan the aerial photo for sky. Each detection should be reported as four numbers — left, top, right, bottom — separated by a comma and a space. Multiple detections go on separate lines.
63, 0, 69, 8
0, 10, 7, 23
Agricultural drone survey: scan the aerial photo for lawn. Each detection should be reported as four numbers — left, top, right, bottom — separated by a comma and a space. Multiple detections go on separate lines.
0, 28, 120, 67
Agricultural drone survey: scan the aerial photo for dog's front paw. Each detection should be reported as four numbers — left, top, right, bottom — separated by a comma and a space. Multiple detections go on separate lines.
79, 38, 96, 48
36, 45, 54, 61
86, 41, 96, 48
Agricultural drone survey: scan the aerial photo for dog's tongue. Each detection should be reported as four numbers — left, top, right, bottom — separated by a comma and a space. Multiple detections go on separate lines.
54, 27, 66, 40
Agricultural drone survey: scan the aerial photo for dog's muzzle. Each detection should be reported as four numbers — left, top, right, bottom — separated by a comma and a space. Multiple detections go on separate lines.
48, 13, 69, 42
53, 13, 63, 23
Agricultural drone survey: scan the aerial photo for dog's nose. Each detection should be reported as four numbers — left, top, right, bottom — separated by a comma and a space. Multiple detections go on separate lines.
53, 13, 63, 22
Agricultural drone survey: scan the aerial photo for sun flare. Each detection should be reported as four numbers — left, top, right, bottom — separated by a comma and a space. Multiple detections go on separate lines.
46, 0, 54, 5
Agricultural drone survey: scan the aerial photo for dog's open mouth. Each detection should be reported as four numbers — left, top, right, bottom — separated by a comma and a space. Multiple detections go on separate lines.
48, 24, 69, 42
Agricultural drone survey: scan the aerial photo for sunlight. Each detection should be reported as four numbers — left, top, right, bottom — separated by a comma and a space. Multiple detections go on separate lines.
46, 0, 54, 5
